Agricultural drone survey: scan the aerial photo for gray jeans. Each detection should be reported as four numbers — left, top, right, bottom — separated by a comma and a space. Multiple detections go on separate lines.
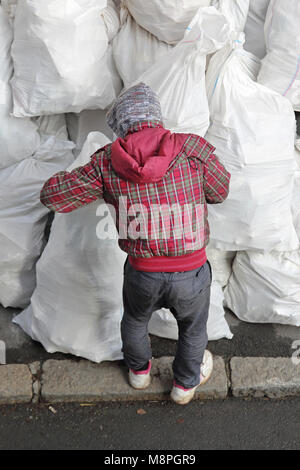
121, 258, 212, 389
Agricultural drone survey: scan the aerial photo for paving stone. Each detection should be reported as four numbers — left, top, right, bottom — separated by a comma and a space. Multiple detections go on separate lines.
0, 364, 33, 404
41, 356, 228, 403
230, 357, 300, 398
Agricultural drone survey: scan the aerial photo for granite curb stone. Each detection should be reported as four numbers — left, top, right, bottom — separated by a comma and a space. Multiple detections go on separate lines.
0, 364, 33, 404
41, 356, 228, 403
1, 357, 300, 405
230, 357, 300, 398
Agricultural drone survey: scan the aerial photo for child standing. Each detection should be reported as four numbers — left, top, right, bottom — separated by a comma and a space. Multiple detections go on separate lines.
40, 83, 230, 405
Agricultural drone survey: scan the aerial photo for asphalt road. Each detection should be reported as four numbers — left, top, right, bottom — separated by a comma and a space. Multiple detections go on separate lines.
0, 398, 299, 450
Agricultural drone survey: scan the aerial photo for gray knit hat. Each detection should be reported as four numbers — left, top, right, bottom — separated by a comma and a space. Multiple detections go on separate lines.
106, 82, 163, 138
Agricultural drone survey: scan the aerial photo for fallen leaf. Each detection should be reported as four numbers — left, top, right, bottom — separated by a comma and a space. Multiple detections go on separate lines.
137, 408, 147, 415
177, 418, 184, 424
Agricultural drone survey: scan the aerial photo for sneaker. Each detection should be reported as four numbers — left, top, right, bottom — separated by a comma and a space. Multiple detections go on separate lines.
170, 350, 213, 405
128, 360, 152, 390
170, 382, 198, 405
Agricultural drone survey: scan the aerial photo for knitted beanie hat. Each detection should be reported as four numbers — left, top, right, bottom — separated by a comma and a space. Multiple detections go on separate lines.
106, 82, 163, 138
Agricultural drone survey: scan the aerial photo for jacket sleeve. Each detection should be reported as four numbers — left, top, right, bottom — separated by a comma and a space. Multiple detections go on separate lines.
201, 151, 231, 204
40, 152, 104, 213
195, 138, 231, 204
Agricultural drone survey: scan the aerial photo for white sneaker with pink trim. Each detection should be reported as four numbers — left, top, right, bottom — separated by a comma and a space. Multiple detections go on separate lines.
128, 361, 152, 390
170, 350, 213, 405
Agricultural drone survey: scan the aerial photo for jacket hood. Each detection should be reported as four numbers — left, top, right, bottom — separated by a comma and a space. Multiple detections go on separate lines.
111, 126, 186, 184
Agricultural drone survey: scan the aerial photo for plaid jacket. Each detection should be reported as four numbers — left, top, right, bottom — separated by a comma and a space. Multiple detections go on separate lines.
40, 122, 230, 268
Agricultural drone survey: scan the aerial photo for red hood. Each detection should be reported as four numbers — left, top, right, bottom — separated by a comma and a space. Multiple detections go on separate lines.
111, 127, 186, 184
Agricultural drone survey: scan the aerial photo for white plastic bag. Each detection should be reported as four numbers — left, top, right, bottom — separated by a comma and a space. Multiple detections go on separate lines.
102, 0, 120, 41
244, 0, 270, 59
292, 142, 300, 238
224, 250, 300, 327
66, 110, 114, 157
14, 133, 127, 363
0, 115, 74, 308
125, 0, 211, 44
113, 6, 173, 89
11, 0, 117, 117
257, 0, 300, 111
224, 142, 300, 327
106, 44, 123, 97
0, 6, 40, 170
205, 36, 298, 252
206, 246, 236, 287
137, 6, 230, 136
211, 0, 250, 32
149, 281, 233, 341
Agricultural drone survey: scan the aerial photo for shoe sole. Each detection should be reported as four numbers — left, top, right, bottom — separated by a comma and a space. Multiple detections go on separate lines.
170, 393, 196, 406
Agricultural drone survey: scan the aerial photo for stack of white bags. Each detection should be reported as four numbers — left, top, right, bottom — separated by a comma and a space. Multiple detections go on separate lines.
0, 6, 75, 309
0, 0, 298, 364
